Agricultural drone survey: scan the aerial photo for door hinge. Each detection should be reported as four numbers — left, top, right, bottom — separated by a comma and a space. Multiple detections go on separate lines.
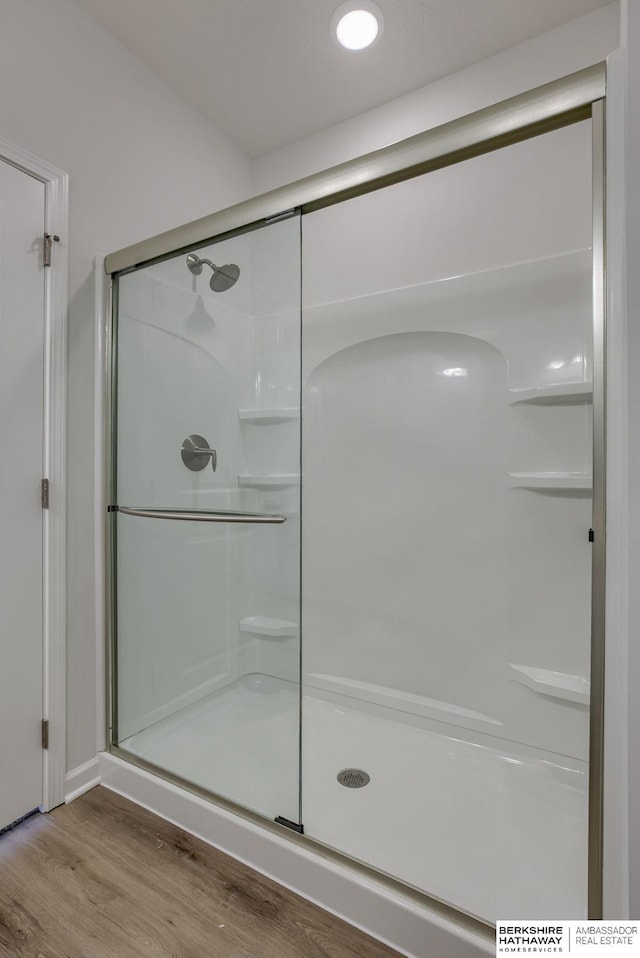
41, 478, 50, 509
41, 720, 49, 750
43, 233, 60, 268
588, 528, 595, 542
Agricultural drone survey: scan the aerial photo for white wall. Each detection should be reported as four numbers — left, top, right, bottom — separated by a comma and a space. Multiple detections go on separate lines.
252, 3, 619, 193
0, 0, 252, 775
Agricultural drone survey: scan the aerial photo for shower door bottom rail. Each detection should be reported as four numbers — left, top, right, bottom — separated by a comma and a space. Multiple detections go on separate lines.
111, 506, 287, 524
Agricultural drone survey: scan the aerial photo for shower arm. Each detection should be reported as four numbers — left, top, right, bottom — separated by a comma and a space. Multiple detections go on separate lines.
186, 253, 218, 273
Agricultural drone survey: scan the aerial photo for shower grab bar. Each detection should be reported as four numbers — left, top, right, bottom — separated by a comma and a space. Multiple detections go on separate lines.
115, 506, 286, 524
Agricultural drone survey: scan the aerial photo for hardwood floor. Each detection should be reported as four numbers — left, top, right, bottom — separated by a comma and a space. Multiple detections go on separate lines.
0, 786, 403, 958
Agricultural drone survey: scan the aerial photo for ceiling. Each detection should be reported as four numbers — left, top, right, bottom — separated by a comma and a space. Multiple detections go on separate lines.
76, 0, 611, 158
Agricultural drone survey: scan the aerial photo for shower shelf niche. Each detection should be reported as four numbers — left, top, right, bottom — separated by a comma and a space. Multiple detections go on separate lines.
509, 381, 593, 404
239, 616, 298, 637
238, 408, 300, 424
239, 474, 300, 488
509, 663, 590, 706
509, 471, 592, 491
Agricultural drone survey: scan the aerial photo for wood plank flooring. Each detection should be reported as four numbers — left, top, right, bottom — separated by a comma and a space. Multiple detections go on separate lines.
0, 786, 404, 958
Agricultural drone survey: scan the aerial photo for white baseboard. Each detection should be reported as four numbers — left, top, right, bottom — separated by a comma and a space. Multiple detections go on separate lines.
65, 757, 101, 803
98, 752, 492, 958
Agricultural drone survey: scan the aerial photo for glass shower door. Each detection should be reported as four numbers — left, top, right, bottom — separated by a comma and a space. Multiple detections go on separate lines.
300, 120, 594, 921
111, 214, 301, 826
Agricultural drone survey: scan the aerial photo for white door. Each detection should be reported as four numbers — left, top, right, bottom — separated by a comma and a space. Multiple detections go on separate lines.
0, 159, 46, 830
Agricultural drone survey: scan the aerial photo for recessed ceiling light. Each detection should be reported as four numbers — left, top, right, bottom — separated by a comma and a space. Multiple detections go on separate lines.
331, 1, 384, 51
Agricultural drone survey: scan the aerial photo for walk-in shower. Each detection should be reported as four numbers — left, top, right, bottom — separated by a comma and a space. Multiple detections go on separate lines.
104, 63, 606, 936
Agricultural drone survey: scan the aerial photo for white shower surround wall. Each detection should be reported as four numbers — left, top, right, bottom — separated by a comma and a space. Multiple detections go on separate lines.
300, 120, 593, 762
301, 251, 593, 763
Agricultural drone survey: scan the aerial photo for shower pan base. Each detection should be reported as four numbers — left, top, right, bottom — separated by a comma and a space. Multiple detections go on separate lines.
120, 675, 299, 824
117, 674, 587, 923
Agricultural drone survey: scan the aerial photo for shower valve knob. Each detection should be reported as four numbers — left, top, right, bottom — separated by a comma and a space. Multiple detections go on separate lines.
181, 434, 217, 472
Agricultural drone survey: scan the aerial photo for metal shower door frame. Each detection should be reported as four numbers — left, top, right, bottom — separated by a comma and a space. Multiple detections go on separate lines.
103, 60, 608, 921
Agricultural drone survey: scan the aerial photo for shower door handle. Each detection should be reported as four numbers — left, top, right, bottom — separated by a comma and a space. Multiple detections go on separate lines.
115, 506, 287, 524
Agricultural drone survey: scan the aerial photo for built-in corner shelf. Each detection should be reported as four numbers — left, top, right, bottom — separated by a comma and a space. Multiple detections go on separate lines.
238, 474, 300, 488
238, 408, 300, 424
509, 663, 590, 706
509, 471, 592, 491
239, 616, 298, 637
509, 381, 593, 405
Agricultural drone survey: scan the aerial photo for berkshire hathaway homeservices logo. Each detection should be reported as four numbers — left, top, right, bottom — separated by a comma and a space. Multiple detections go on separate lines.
496, 921, 639, 955
497, 924, 566, 953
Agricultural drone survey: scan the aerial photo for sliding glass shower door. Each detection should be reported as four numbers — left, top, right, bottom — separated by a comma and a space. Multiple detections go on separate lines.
111, 214, 302, 826
106, 80, 604, 927
300, 119, 595, 921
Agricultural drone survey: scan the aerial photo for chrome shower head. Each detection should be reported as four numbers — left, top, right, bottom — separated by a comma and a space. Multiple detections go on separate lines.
186, 253, 240, 291
209, 263, 240, 292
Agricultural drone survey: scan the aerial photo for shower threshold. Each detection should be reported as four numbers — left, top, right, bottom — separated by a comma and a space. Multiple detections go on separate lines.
118, 673, 587, 923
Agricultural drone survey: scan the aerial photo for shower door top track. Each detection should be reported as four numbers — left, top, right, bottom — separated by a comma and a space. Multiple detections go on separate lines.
104, 62, 604, 276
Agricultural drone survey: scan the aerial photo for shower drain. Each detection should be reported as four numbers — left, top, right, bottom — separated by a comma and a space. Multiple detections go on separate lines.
337, 768, 370, 788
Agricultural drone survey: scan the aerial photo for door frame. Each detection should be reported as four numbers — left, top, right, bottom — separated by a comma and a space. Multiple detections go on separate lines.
0, 136, 69, 812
